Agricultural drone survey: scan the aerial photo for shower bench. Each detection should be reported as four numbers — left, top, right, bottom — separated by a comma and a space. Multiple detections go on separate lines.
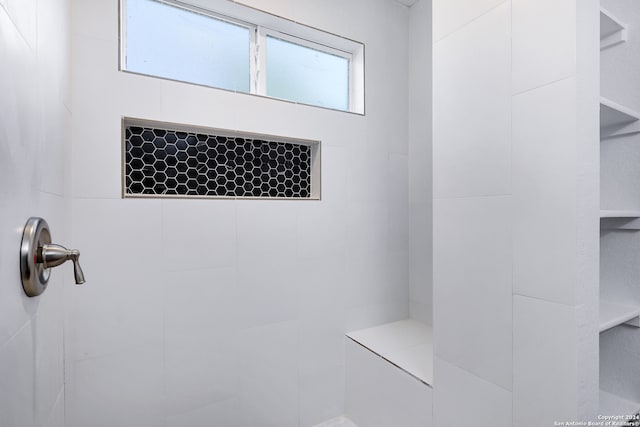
344, 319, 433, 427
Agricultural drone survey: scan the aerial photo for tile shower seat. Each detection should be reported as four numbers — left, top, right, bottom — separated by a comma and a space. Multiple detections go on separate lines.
346, 319, 433, 385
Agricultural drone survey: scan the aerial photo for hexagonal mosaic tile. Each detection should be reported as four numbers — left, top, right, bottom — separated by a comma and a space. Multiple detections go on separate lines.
124, 125, 311, 198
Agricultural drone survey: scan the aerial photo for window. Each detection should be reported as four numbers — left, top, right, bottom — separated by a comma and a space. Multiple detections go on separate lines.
265, 34, 350, 111
121, 0, 364, 114
125, 0, 251, 92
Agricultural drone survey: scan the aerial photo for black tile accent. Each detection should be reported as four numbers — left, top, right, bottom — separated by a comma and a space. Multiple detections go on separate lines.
124, 124, 312, 198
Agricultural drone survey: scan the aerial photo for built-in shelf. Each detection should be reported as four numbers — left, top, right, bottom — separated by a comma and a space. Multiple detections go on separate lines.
601, 97, 640, 139
600, 301, 640, 333
600, 210, 640, 218
600, 390, 640, 417
600, 210, 640, 229
346, 319, 433, 386
601, 8, 628, 50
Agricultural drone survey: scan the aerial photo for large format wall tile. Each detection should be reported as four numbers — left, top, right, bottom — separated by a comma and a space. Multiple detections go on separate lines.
433, 357, 511, 427
433, 3, 511, 199
346, 340, 433, 427
0, 0, 71, 425
432, 0, 507, 42
68, 0, 415, 425
513, 295, 578, 426
512, 0, 576, 94
69, 199, 164, 361
434, 195, 512, 390
512, 77, 578, 305
162, 199, 237, 271
68, 346, 165, 427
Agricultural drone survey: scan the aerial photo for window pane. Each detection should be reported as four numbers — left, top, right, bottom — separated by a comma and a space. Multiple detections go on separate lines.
125, 0, 250, 92
266, 36, 349, 111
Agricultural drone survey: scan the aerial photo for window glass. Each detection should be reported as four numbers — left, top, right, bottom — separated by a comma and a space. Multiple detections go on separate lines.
265, 36, 350, 111
125, 0, 251, 92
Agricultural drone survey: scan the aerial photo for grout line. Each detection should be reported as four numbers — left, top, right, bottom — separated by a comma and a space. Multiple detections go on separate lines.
509, 0, 515, 423
433, 0, 510, 45
0, 2, 35, 51
512, 292, 580, 308
0, 319, 32, 352
433, 193, 512, 201
434, 354, 513, 395
511, 73, 576, 98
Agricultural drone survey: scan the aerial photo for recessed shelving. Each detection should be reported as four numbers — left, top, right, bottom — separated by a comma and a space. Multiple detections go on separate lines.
600, 211, 640, 230
599, 3, 640, 421
601, 8, 628, 50
600, 210, 640, 218
600, 301, 640, 333
600, 97, 640, 139
600, 390, 640, 417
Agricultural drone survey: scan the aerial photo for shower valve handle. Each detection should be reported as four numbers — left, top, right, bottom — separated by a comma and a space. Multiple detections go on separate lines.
38, 244, 86, 285
20, 217, 87, 297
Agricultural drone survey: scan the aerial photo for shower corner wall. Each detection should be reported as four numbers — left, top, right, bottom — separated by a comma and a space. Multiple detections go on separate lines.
0, 0, 73, 426
408, 0, 434, 327
432, 0, 600, 425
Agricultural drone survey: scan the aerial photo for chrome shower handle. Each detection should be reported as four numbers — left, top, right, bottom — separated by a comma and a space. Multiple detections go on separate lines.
39, 244, 86, 285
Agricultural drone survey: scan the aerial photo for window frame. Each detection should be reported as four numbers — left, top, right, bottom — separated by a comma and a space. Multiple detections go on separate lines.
258, 27, 353, 111
119, 0, 365, 114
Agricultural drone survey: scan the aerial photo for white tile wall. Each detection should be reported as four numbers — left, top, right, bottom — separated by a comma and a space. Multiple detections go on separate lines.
44, 391, 65, 427
165, 398, 240, 427
513, 295, 579, 426
299, 363, 346, 427
69, 199, 164, 361
0, 0, 71, 425
70, 36, 119, 199
408, 0, 433, 324
159, 78, 240, 133
7, 0, 37, 49
296, 256, 348, 370
432, 0, 507, 42
163, 268, 240, 417
433, 358, 511, 427
71, 0, 118, 41
0, 322, 36, 427
433, 0, 598, 424
346, 339, 433, 427
433, 2, 511, 199
68, 346, 165, 427
34, 285, 65, 426
433, 196, 512, 390
162, 200, 237, 271
68, 0, 416, 425
236, 321, 299, 427
512, 0, 577, 94
512, 77, 578, 305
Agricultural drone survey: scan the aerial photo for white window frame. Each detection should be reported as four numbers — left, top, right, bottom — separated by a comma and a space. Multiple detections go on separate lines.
258, 28, 354, 111
119, 0, 365, 114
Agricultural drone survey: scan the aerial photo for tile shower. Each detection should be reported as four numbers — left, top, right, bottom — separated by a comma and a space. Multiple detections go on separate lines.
64, 0, 424, 426
1, 0, 614, 425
